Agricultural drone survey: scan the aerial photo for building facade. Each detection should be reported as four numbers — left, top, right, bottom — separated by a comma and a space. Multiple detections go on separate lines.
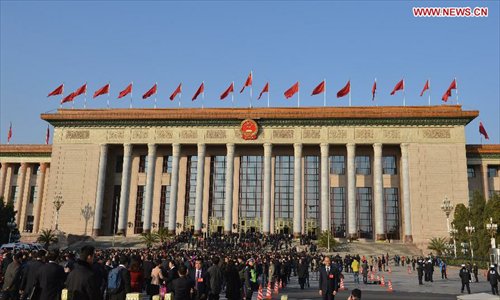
1, 105, 499, 250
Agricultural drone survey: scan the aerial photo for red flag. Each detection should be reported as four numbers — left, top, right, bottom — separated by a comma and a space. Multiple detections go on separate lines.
337, 80, 351, 98
420, 80, 430, 97
372, 80, 377, 101
192, 82, 204, 101
170, 83, 182, 101
284, 82, 299, 99
479, 122, 489, 140
48, 84, 64, 97
74, 83, 87, 97
240, 72, 253, 93
93, 84, 110, 98
118, 83, 133, 99
311, 80, 325, 96
258, 82, 269, 100
220, 82, 234, 100
390, 79, 404, 95
7, 122, 12, 143
142, 83, 157, 99
45, 126, 50, 145
441, 79, 457, 102
61, 92, 76, 104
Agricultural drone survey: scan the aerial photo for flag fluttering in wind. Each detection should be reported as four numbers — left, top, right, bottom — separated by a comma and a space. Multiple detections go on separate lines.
240, 72, 253, 93
220, 82, 234, 100
372, 79, 377, 101
170, 83, 182, 101
142, 83, 157, 99
74, 83, 87, 97
93, 84, 110, 98
7, 122, 12, 144
61, 92, 76, 104
420, 80, 430, 97
258, 82, 269, 100
390, 79, 405, 95
311, 81, 325, 96
48, 84, 64, 97
441, 79, 457, 102
284, 82, 299, 99
337, 80, 351, 98
192, 82, 204, 101
479, 122, 489, 140
118, 83, 133, 99
45, 126, 50, 145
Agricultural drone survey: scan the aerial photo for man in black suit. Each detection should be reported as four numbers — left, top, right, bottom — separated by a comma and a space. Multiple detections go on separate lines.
318, 256, 339, 300
37, 250, 66, 300
20, 251, 44, 300
165, 260, 178, 293
172, 265, 194, 300
190, 258, 210, 300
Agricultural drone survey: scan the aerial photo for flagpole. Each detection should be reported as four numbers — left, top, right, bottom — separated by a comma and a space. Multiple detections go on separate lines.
250, 71, 253, 109
267, 88, 270, 108
107, 82, 111, 109
179, 93, 182, 108
374, 78, 377, 106
403, 78, 406, 107
232, 81, 235, 108
154, 82, 157, 109
428, 78, 431, 106
297, 90, 300, 108
202, 81, 205, 109
130, 81, 133, 109
324, 78, 326, 107
455, 77, 459, 104
349, 79, 352, 107
84, 90, 87, 109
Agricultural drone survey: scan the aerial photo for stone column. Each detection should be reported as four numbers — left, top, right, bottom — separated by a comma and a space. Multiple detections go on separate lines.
15, 163, 27, 225
143, 143, 157, 234
373, 143, 385, 240
224, 143, 235, 234
347, 143, 357, 239
320, 143, 330, 232
481, 164, 490, 201
293, 143, 303, 237
33, 163, 47, 233
168, 144, 181, 234
401, 143, 413, 243
194, 143, 206, 235
92, 144, 108, 236
263, 143, 272, 235
117, 144, 133, 235
0, 163, 9, 199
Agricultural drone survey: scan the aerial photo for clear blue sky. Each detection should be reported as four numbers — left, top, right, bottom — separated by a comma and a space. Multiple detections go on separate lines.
1, 1, 499, 144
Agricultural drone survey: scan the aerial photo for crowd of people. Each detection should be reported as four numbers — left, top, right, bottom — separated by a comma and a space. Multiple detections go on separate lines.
0, 230, 498, 299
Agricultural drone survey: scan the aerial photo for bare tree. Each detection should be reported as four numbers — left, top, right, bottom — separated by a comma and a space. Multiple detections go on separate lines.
81, 204, 94, 236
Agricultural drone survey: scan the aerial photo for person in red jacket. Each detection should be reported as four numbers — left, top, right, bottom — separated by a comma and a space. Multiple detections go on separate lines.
129, 259, 144, 293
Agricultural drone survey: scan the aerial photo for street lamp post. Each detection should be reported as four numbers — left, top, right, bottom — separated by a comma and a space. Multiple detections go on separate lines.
465, 220, 475, 260
486, 217, 498, 249
53, 194, 64, 231
441, 196, 454, 233
449, 223, 458, 258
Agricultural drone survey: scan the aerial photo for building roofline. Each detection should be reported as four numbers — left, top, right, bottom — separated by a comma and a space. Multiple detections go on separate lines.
0, 145, 52, 157
466, 144, 500, 155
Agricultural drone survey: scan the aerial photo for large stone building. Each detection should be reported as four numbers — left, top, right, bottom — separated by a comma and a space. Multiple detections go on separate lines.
1, 105, 499, 250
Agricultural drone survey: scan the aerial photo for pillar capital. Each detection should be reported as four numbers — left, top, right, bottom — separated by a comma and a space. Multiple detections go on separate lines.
40, 163, 48, 173
264, 143, 273, 156
373, 142, 383, 149
226, 143, 235, 155
320, 143, 329, 157
172, 143, 181, 156
400, 143, 409, 153
123, 143, 133, 156
197, 143, 206, 155
346, 143, 356, 150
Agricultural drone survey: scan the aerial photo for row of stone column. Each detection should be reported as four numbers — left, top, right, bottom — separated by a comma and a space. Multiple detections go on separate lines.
91, 142, 412, 241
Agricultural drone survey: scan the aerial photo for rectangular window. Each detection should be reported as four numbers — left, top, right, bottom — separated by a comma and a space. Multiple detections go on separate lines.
159, 185, 171, 229
274, 156, 294, 219
467, 166, 476, 178
185, 156, 198, 217
330, 187, 346, 238
28, 186, 38, 204
209, 156, 226, 218
355, 156, 371, 175
25, 215, 34, 233
305, 156, 320, 221
357, 187, 373, 239
115, 155, 123, 173
488, 166, 499, 178
384, 188, 400, 240
10, 186, 18, 204
134, 185, 145, 234
138, 155, 147, 173
383, 156, 397, 175
330, 155, 345, 175
32, 164, 40, 175
239, 156, 263, 220
162, 156, 173, 173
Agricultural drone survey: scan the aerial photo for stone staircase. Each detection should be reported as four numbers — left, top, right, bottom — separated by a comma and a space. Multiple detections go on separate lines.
322, 240, 424, 257
65, 235, 145, 250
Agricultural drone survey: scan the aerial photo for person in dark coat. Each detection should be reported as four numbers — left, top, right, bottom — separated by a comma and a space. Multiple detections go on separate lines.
486, 264, 499, 295
318, 256, 339, 300
65, 245, 102, 300
190, 258, 210, 300
459, 264, 471, 294
109, 255, 131, 300
165, 260, 178, 293
37, 251, 65, 300
224, 261, 241, 300
297, 258, 308, 290
20, 251, 44, 300
172, 265, 194, 300
1, 252, 23, 300
206, 257, 222, 300
142, 255, 154, 295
